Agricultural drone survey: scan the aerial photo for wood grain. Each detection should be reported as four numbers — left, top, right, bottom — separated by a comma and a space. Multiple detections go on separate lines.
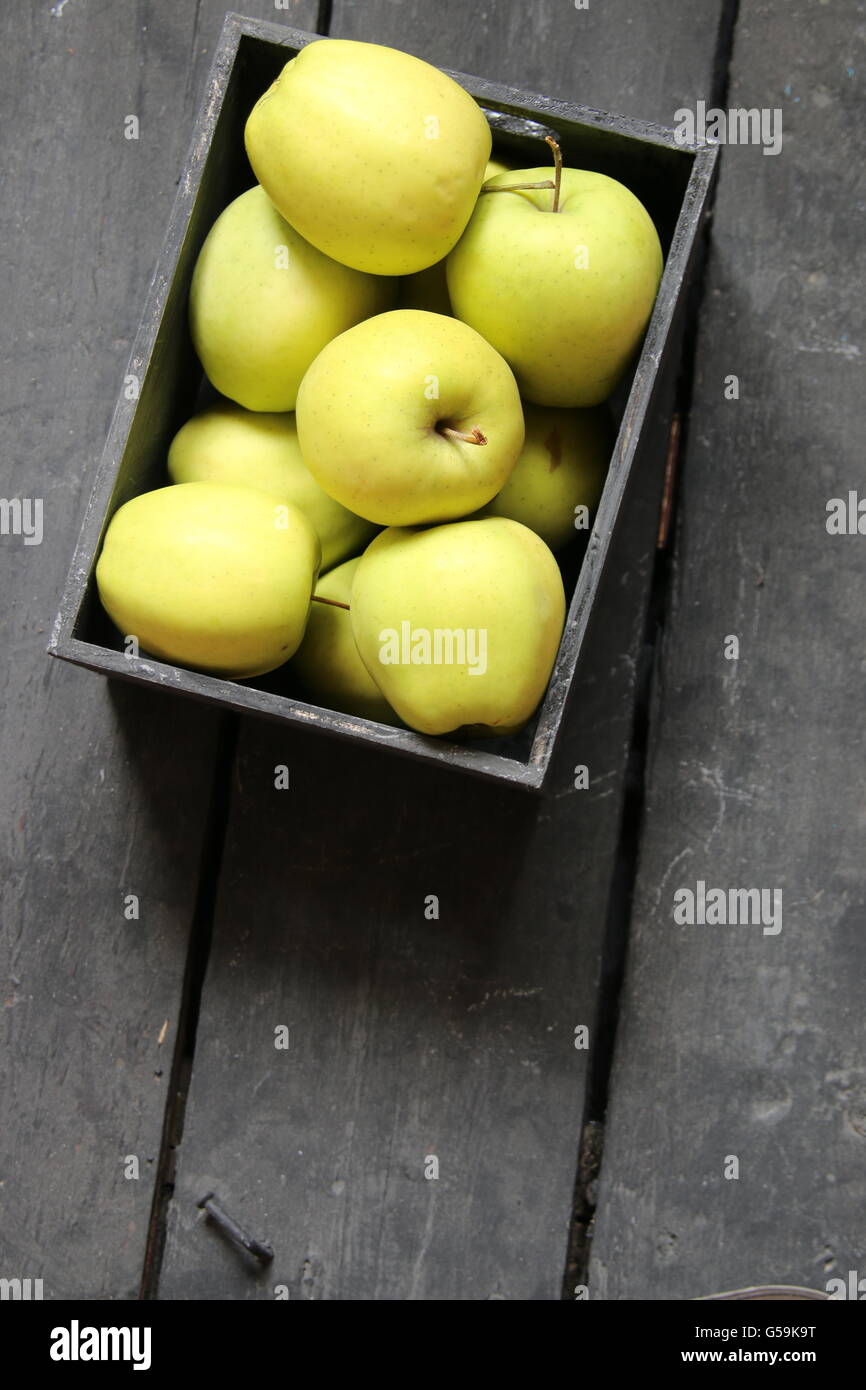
158, 0, 725, 1299
589, 0, 866, 1299
330, 0, 731, 127
0, 0, 317, 1300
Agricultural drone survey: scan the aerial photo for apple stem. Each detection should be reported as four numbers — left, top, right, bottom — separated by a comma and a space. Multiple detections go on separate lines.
311, 595, 350, 611
545, 136, 562, 213
480, 179, 556, 194
440, 425, 488, 446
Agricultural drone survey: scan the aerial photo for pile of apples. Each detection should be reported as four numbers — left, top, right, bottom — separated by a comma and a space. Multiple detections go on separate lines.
96, 39, 663, 739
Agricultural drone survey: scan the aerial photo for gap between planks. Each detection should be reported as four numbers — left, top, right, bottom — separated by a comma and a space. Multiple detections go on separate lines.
135, 0, 742, 1302
139, 0, 334, 1300
561, 0, 743, 1300
139, 714, 240, 1299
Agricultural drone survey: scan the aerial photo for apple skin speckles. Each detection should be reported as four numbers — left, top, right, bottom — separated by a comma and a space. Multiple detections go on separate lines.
350, 518, 565, 737
189, 186, 392, 412
447, 166, 663, 407
244, 39, 491, 275
295, 309, 525, 527
476, 403, 612, 552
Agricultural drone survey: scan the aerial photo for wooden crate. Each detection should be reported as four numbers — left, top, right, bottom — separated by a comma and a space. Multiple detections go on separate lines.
49, 11, 717, 790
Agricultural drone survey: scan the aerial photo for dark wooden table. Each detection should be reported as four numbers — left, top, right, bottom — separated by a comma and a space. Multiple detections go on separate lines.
2, 0, 863, 1301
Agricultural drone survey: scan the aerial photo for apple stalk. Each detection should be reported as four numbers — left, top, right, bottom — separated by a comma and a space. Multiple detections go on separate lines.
440, 425, 488, 445
481, 179, 555, 193
312, 595, 350, 611
544, 136, 563, 213
479, 137, 563, 214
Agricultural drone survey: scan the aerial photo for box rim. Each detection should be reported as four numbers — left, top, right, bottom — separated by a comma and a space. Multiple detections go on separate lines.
227, 11, 720, 157
528, 138, 718, 773
50, 631, 547, 787
49, 12, 718, 792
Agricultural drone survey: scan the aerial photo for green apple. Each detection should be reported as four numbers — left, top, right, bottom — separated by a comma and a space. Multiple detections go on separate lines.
189, 185, 392, 412
96, 482, 319, 678
447, 163, 663, 406
478, 403, 612, 550
395, 156, 514, 314
296, 309, 524, 526
350, 517, 566, 736
292, 557, 398, 725
167, 402, 376, 571
483, 155, 512, 181
244, 39, 491, 275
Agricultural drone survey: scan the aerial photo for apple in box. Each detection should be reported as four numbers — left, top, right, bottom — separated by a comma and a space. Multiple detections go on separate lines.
350, 518, 566, 737
295, 309, 525, 527
448, 141, 663, 406
245, 39, 491, 276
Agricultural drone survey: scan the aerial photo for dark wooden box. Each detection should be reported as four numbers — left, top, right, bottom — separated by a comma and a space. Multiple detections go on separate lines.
49, 12, 717, 790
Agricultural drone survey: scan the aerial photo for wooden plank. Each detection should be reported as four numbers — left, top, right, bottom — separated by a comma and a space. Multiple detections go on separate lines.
589, 0, 866, 1299
328, 0, 731, 126
158, 0, 726, 1299
0, 0, 317, 1300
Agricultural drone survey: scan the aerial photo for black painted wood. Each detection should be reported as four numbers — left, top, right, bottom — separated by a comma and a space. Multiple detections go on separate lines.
0, 0, 315, 1302
589, 0, 866, 1299
158, 0, 725, 1299
330, 0, 730, 129
51, 9, 712, 791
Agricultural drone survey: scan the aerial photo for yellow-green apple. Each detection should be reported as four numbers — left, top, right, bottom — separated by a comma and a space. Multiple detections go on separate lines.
447, 162, 663, 406
483, 155, 512, 181
244, 39, 491, 275
478, 403, 612, 550
96, 483, 319, 678
189, 185, 392, 412
395, 156, 514, 314
296, 309, 525, 526
350, 517, 566, 736
167, 402, 376, 570
292, 557, 398, 725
